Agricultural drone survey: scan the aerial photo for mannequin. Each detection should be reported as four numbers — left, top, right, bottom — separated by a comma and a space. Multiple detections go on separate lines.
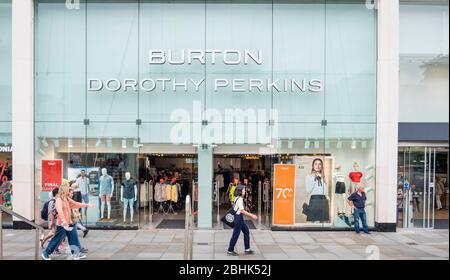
121, 172, 137, 223
349, 162, 364, 194
333, 164, 346, 216
154, 178, 167, 214
99, 168, 114, 220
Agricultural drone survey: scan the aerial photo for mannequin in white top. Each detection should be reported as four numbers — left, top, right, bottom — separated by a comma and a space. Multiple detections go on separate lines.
121, 172, 137, 223
99, 168, 114, 220
333, 164, 346, 216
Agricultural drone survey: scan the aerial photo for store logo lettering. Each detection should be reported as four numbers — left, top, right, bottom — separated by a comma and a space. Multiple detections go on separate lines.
88, 49, 323, 94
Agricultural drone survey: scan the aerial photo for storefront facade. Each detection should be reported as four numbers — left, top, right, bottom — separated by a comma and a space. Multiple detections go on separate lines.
396, 1, 449, 230
8, 0, 400, 231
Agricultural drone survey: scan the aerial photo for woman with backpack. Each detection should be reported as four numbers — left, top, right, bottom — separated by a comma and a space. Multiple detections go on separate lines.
41, 183, 93, 260
227, 185, 257, 256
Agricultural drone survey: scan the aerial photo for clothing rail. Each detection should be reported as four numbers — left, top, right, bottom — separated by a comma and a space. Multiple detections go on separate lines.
0, 205, 45, 260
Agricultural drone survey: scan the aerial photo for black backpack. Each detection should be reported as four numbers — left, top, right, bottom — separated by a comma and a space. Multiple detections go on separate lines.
40, 199, 55, 221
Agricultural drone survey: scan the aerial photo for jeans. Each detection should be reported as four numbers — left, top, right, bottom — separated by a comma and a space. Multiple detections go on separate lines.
227, 214, 250, 252
44, 225, 81, 256
81, 194, 89, 216
354, 208, 369, 233
123, 198, 135, 221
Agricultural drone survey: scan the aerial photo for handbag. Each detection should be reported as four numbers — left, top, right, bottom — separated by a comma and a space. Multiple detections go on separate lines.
221, 199, 238, 228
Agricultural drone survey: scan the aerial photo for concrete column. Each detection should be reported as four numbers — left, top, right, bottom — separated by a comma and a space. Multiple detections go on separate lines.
375, 0, 399, 232
197, 146, 213, 229
11, 0, 35, 226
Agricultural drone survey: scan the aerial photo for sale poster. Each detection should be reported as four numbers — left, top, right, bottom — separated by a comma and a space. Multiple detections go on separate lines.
273, 164, 296, 225
42, 160, 63, 192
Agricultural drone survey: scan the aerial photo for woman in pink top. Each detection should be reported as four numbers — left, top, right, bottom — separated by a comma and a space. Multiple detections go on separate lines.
42, 183, 93, 260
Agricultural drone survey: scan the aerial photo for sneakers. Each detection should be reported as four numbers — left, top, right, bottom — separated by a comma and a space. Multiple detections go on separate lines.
41, 252, 51, 261
80, 247, 89, 254
244, 249, 255, 255
364, 231, 371, 235
227, 251, 238, 256
83, 229, 89, 238
72, 253, 87, 260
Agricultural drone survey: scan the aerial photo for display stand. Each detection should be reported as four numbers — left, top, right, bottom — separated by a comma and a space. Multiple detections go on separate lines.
167, 201, 176, 214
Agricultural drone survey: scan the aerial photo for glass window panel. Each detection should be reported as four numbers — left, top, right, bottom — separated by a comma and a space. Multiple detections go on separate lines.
205, 0, 272, 115
86, 1, 139, 122
325, 1, 377, 123
35, 0, 86, 121
86, 122, 139, 227
399, 3, 449, 123
139, 0, 206, 122
35, 122, 87, 226
325, 123, 376, 228
0, 0, 11, 122
273, 0, 325, 123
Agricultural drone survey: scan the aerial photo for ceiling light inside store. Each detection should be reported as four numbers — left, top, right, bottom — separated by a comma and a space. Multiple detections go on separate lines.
53, 139, 60, 148
304, 140, 310, 149
351, 139, 357, 149
96, 138, 102, 147
336, 139, 342, 149
68, 138, 73, 148
288, 140, 293, 149
314, 140, 320, 149
122, 139, 127, 149
107, 139, 113, 148
362, 140, 367, 149
41, 138, 49, 148
277, 140, 282, 149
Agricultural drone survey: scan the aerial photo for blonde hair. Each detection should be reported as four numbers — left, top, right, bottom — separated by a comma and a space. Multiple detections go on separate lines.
59, 181, 70, 200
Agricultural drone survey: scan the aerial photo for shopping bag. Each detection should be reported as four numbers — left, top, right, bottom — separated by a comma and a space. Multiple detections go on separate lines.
220, 205, 237, 228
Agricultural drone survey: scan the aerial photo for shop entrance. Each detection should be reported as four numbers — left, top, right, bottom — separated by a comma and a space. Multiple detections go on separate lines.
397, 146, 449, 229
138, 153, 197, 229
212, 154, 272, 229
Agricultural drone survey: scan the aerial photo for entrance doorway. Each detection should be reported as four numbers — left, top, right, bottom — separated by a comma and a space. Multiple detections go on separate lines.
138, 153, 197, 229
212, 154, 272, 229
397, 146, 449, 229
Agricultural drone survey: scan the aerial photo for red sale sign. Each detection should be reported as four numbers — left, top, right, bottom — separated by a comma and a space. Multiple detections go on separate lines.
42, 160, 62, 192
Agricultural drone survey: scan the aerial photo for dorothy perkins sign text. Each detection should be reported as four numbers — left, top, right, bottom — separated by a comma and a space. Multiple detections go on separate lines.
88, 49, 323, 94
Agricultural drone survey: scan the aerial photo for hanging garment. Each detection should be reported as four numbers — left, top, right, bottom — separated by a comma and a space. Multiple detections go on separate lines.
216, 174, 225, 189
165, 184, 172, 202
169, 184, 179, 203
349, 171, 363, 183
228, 183, 237, 203
154, 183, 167, 202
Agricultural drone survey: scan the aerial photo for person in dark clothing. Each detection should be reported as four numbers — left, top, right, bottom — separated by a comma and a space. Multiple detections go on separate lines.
227, 185, 258, 256
347, 184, 370, 234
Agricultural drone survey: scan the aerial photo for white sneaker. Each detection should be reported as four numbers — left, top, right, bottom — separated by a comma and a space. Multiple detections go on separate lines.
72, 253, 87, 260
41, 252, 51, 261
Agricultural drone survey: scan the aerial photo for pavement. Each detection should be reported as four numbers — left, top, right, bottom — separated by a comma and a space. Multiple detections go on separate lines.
1, 228, 448, 260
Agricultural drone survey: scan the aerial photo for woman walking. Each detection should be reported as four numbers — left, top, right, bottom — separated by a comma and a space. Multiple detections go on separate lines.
41, 183, 93, 260
227, 185, 257, 256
